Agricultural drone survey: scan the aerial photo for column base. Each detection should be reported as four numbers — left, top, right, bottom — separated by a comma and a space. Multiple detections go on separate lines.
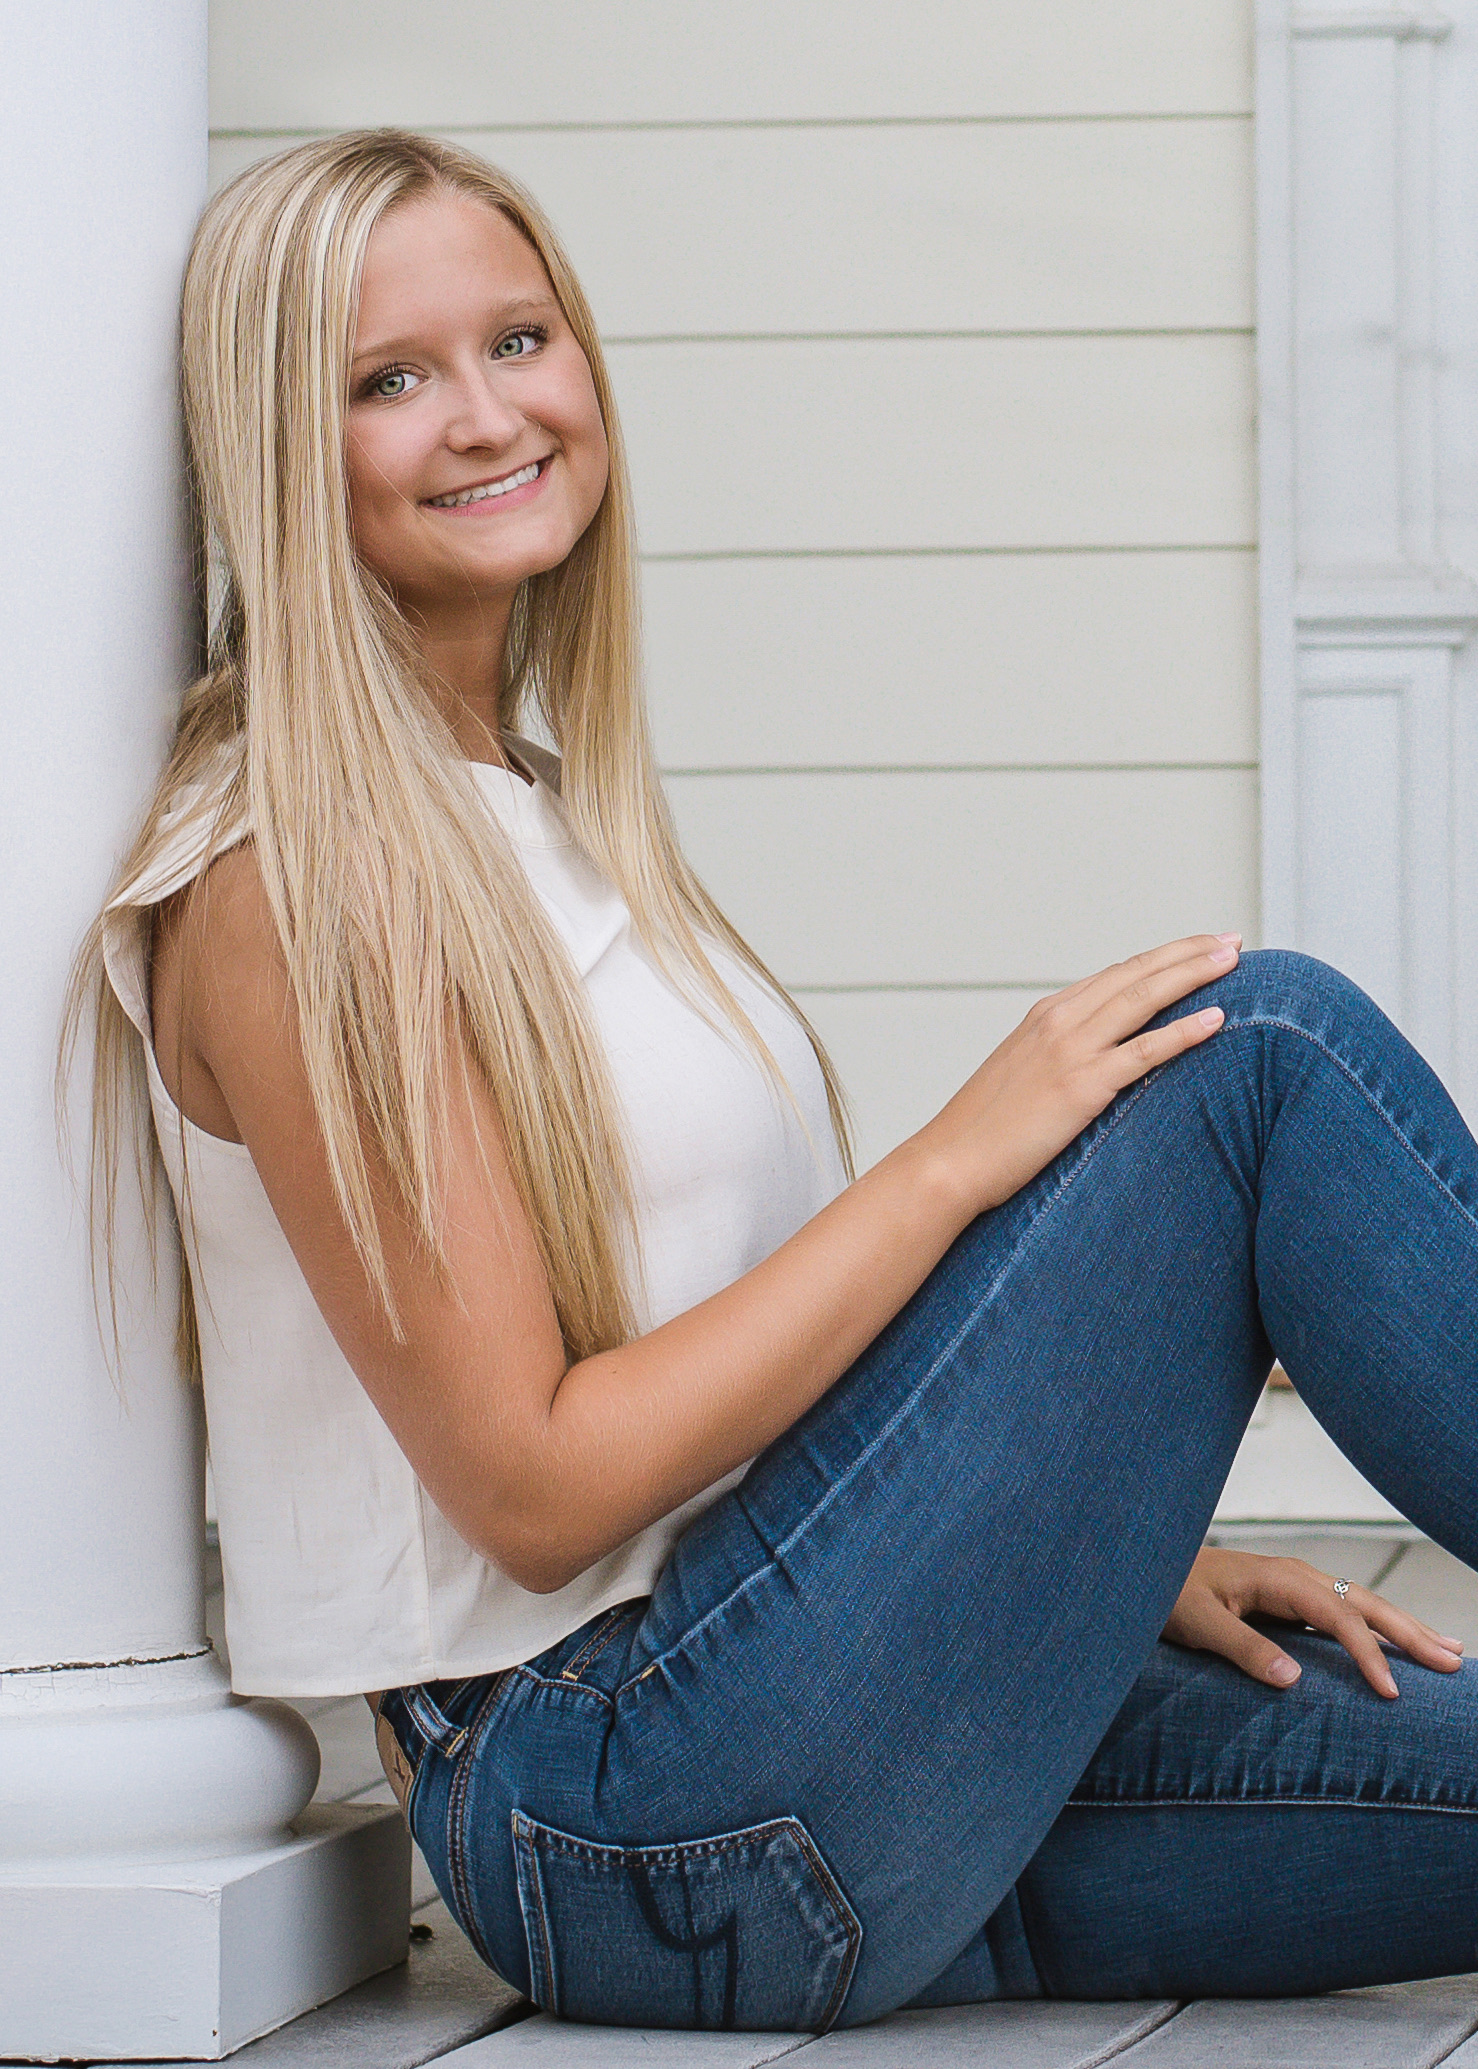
0, 1802, 410, 2061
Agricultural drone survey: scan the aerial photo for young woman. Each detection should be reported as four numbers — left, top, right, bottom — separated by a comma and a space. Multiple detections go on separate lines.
69, 130, 1478, 2031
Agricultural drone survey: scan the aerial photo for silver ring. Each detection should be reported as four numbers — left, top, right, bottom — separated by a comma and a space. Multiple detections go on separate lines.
1333, 1577, 1351, 1601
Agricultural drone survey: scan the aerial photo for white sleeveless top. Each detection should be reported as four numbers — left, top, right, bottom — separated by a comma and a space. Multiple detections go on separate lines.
103, 745, 845, 1697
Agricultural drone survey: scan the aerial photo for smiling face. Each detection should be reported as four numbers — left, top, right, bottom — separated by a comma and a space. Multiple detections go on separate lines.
345, 188, 610, 629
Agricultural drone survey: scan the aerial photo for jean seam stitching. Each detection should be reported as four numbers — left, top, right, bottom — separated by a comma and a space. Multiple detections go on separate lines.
559, 1609, 622, 1682
511, 1813, 818, 1866
560, 1607, 635, 1685
445, 1674, 508, 1967
515, 1662, 616, 1708
403, 1688, 447, 1746
512, 1813, 558, 2011
616, 1071, 1160, 1696
786, 1819, 864, 2029
510, 1811, 862, 2029
1222, 1010, 1478, 1236
1072, 1794, 1478, 1815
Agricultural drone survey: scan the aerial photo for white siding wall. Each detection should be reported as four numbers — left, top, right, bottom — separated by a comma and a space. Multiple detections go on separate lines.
210, 1, 1257, 1169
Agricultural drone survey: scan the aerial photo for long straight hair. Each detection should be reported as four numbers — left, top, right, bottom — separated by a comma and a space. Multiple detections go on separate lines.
60, 129, 851, 1374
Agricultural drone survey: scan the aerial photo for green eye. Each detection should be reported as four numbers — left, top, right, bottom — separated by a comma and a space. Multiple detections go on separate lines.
364, 365, 420, 399
493, 328, 545, 360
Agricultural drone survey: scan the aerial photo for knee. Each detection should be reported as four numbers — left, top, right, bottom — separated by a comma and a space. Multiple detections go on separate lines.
1145, 945, 1386, 1051
1207, 946, 1371, 1023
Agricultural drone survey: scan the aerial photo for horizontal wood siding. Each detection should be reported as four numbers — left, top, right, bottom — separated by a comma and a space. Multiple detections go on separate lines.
610, 336, 1255, 556
211, 2, 1253, 128
797, 990, 1053, 1170
210, 2, 1258, 1170
643, 552, 1258, 770
665, 770, 1259, 986
211, 118, 1254, 335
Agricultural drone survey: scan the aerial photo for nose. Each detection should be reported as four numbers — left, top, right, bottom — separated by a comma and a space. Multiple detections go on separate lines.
443, 364, 524, 454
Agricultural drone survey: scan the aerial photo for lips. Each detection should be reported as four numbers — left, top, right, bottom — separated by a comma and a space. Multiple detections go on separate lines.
424, 458, 547, 508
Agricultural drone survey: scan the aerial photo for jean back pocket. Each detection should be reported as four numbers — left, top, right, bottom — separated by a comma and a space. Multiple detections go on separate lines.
512, 1810, 861, 2031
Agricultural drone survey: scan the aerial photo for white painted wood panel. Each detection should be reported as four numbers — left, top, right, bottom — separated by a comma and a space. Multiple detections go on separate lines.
1297, 684, 1404, 1029
797, 988, 1050, 1172
210, 119, 1253, 337
1296, 643, 1461, 1081
209, 1, 1252, 130
646, 550, 1257, 769
612, 336, 1256, 556
667, 769, 1259, 986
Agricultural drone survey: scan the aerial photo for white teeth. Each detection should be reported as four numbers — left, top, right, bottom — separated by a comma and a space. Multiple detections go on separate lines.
429, 462, 541, 509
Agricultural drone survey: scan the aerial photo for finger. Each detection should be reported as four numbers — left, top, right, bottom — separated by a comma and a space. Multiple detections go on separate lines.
1100, 1002, 1229, 1092
1350, 1593, 1464, 1673
1241, 1566, 1397, 1696
1302, 1602, 1402, 1697
1172, 1592, 1302, 1689
1087, 939, 1242, 1049
1067, 935, 1242, 1027
1239, 1565, 1427, 1696
1275, 1565, 1465, 1669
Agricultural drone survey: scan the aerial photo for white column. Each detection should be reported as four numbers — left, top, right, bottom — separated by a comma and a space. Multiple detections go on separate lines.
0, 5, 407, 2058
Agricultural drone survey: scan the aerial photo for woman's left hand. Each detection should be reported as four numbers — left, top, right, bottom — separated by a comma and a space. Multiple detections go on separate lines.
1164, 1548, 1465, 1698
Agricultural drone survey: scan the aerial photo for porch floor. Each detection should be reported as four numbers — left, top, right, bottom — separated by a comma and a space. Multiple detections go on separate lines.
106, 1529, 1478, 2067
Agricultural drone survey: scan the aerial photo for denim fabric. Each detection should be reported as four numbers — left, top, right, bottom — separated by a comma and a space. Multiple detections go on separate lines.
382, 953, 1478, 2029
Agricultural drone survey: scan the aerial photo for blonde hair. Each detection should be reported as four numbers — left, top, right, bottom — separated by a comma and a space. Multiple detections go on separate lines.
60, 128, 850, 1377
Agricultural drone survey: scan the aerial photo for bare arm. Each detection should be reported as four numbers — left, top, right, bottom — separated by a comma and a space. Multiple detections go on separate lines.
155, 850, 1240, 1593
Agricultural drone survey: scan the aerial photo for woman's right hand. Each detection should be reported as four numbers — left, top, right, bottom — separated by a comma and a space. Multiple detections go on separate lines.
914, 933, 1242, 1217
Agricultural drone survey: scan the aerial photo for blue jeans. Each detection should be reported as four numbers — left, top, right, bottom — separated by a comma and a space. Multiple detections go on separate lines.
380, 952, 1478, 2028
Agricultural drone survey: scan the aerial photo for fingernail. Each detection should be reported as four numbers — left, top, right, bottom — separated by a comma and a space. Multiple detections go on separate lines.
1216, 932, 1242, 945
1384, 1676, 1399, 1697
1200, 1007, 1225, 1027
1268, 1655, 1300, 1685
1209, 945, 1238, 967
1442, 1636, 1465, 1652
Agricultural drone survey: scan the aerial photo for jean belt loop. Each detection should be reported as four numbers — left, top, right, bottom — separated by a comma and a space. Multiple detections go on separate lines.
400, 1680, 470, 1754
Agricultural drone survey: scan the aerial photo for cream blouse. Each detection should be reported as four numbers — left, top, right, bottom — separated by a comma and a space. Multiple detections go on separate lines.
103, 745, 845, 1697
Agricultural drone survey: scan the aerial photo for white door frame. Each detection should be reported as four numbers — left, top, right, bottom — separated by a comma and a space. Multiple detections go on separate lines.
1225, 1, 1478, 1523
1256, 0, 1478, 1112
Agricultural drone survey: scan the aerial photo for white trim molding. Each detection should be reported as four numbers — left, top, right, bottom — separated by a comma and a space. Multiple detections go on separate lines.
1257, 0, 1478, 1112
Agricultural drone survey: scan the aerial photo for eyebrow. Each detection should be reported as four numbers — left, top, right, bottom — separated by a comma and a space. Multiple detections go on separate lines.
350, 296, 560, 369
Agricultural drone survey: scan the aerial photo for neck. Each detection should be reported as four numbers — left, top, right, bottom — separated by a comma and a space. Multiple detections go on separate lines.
407, 589, 516, 765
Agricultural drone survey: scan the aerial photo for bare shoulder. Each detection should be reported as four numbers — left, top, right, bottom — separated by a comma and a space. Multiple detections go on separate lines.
149, 840, 286, 1142
179, 839, 280, 957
